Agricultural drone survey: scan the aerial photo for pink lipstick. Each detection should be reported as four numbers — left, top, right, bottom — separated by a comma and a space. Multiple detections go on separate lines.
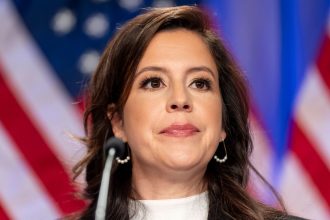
160, 123, 199, 137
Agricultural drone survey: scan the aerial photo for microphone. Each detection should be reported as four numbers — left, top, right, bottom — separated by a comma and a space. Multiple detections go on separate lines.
95, 137, 125, 220
103, 137, 125, 159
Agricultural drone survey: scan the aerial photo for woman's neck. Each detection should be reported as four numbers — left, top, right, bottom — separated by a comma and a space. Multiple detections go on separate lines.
131, 164, 207, 200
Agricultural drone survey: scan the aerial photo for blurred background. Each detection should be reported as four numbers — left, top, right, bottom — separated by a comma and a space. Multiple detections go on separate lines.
0, 0, 329, 219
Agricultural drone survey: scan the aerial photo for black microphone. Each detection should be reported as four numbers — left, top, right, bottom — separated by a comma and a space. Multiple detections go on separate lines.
103, 137, 125, 159
95, 137, 125, 220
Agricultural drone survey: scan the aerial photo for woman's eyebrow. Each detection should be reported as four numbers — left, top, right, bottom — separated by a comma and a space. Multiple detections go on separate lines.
135, 66, 167, 77
135, 65, 216, 79
186, 66, 216, 79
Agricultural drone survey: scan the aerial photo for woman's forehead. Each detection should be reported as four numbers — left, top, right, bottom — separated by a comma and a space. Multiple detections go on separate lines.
135, 29, 218, 76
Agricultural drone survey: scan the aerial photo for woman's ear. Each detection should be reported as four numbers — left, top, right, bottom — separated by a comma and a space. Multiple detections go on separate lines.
107, 104, 127, 142
220, 130, 226, 142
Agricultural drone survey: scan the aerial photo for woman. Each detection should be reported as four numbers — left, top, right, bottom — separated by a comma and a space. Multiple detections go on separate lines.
73, 5, 305, 220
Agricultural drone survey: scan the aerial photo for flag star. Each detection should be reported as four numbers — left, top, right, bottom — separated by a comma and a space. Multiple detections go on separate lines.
118, 0, 143, 12
83, 13, 109, 38
51, 8, 76, 35
78, 50, 100, 75
152, 0, 175, 7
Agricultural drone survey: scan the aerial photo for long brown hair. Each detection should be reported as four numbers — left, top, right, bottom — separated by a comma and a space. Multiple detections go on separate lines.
73, 5, 286, 220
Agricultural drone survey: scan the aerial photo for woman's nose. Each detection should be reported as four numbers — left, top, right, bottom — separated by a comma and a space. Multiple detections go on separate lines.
166, 85, 192, 112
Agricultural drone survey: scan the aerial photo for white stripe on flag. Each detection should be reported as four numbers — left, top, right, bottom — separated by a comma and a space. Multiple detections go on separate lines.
0, 0, 85, 173
0, 123, 61, 220
280, 153, 330, 220
295, 67, 330, 170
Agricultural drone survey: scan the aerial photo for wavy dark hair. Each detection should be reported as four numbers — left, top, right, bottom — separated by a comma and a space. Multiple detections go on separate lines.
73, 5, 288, 220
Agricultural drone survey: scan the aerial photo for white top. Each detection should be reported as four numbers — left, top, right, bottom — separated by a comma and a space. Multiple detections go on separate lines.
129, 192, 208, 220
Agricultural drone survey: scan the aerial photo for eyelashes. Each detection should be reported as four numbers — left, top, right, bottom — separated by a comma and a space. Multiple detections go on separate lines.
139, 75, 213, 91
139, 76, 165, 89
190, 78, 212, 90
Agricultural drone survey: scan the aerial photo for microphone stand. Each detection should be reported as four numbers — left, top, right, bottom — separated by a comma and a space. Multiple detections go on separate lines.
95, 147, 116, 220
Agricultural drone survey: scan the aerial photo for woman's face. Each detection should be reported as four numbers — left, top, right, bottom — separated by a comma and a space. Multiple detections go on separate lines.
111, 29, 226, 175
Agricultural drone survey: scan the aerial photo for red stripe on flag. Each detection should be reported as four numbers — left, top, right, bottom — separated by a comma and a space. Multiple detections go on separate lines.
0, 204, 10, 220
290, 122, 330, 209
316, 35, 330, 90
0, 70, 85, 215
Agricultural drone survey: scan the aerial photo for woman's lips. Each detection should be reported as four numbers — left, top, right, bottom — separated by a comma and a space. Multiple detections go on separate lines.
160, 123, 200, 137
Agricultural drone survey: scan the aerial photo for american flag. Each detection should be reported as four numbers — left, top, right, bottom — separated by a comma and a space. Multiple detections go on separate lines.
0, 0, 329, 219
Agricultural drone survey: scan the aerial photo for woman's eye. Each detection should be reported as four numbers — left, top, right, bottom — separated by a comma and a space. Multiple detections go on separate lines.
140, 77, 165, 89
190, 78, 212, 90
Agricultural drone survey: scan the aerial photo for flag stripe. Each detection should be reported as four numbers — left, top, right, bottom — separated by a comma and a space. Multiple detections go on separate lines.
0, 122, 61, 219
0, 204, 10, 220
0, 71, 84, 214
285, 16, 330, 219
295, 68, 330, 170
0, 0, 85, 174
291, 122, 330, 209
280, 153, 330, 220
317, 35, 330, 90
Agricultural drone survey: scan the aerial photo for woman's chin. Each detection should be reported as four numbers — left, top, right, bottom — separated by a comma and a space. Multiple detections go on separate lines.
162, 155, 207, 172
